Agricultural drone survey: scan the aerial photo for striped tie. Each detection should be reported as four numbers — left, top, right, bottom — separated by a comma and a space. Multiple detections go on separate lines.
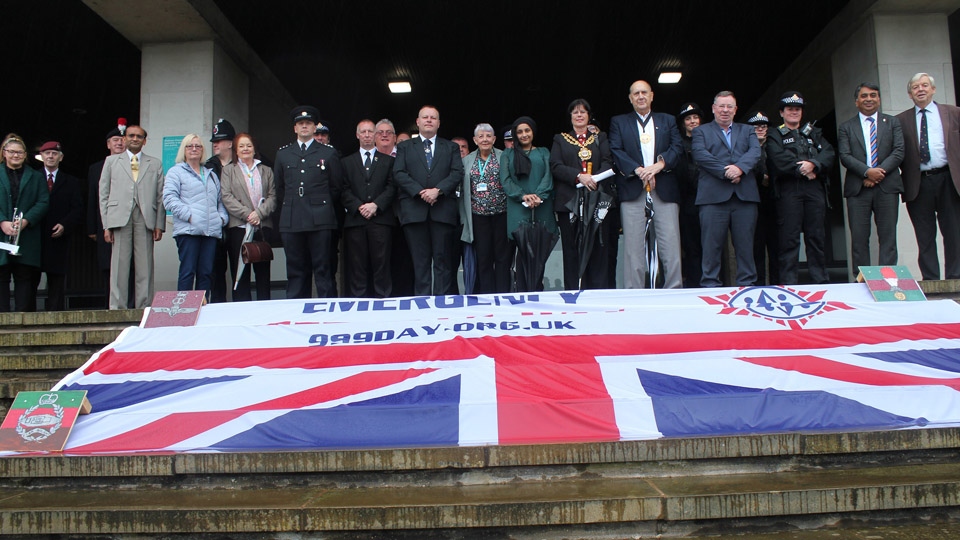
867, 117, 878, 167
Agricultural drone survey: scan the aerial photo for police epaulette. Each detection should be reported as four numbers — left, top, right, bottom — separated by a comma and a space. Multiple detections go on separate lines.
778, 125, 790, 135
278, 143, 292, 150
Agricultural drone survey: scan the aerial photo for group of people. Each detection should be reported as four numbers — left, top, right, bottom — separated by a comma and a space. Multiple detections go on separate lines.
1, 72, 957, 311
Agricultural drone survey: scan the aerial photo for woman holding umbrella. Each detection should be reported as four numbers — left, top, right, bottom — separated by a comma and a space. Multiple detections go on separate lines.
221, 133, 277, 301
550, 99, 615, 290
501, 117, 556, 292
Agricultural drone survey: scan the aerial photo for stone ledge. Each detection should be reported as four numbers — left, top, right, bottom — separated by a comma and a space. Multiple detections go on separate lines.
3, 428, 960, 478
1, 462, 959, 534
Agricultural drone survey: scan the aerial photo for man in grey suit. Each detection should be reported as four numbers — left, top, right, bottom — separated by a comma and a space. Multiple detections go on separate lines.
838, 83, 904, 271
691, 91, 762, 287
896, 73, 960, 280
98, 125, 165, 309
393, 105, 463, 295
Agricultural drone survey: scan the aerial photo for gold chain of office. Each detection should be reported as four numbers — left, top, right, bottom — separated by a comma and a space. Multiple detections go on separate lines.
562, 132, 596, 161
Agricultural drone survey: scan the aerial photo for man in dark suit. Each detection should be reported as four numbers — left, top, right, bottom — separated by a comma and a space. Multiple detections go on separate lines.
87, 122, 127, 305
340, 119, 397, 298
393, 105, 464, 295
609, 80, 684, 289
274, 106, 343, 299
691, 91, 762, 287
896, 72, 960, 280
838, 83, 904, 272
36, 142, 83, 311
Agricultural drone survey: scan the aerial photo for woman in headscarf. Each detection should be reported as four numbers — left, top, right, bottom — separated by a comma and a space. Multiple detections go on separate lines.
0, 134, 48, 311
550, 98, 615, 290
500, 116, 556, 292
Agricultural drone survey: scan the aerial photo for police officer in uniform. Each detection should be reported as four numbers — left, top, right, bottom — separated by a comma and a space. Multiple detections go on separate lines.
766, 92, 835, 285
274, 106, 343, 299
205, 118, 236, 302
746, 111, 780, 285
676, 102, 703, 288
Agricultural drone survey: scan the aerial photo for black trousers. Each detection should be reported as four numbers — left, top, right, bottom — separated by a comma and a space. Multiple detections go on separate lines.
403, 220, 457, 296
776, 178, 828, 285
0, 261, 40, 312
343, 222, 393, 298
905, 169, 960, 280
227, 226, 272, 302
282, 230, 335, 299
471, 212, 512, 294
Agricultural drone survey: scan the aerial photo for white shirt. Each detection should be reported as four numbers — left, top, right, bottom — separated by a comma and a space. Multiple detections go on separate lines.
359, 148, 376, 164
44, 168, 58, 183
916, 102, 948, 170
859, 112, 879, 166
126, 150, 142, 161
636, 114, 655, 167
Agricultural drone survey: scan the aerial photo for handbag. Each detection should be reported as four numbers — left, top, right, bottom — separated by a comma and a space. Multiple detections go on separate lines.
241, 240, 274, 264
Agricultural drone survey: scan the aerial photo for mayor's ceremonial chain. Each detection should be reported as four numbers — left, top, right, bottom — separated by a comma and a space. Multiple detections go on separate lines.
562, 132, 596, 161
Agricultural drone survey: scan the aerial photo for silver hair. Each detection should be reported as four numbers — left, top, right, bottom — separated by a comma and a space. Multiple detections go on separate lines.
473, 123, 495, 137
375, 118, 396, 131
908, 73, 935, 92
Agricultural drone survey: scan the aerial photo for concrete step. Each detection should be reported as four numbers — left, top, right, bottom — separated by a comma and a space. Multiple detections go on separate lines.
2, 428, 960, 535
2, 460, 959, 535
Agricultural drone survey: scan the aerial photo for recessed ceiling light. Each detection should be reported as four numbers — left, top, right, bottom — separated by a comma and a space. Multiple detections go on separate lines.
388, 81, 412, 93
658, 72, 682, 84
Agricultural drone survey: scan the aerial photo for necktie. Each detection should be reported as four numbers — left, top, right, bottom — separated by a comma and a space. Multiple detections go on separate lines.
47, 173, 54, 192
364, 151, 372, 168
424, 139, 433, 168
919, 109, 931, 164
577, 133, 586, 144
131, 155, 139, 182
300, 142, 306, 153
723, 127, 732, 148
867, 117, 879, 167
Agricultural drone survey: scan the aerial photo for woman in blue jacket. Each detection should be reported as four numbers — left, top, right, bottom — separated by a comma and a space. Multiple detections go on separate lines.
163, 134, 228, 294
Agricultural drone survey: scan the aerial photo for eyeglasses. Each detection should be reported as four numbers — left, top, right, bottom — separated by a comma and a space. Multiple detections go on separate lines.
3, 149, 25, 156
185, 144, 203, 149
126, 134, 146, 139
376, 130, 395, 136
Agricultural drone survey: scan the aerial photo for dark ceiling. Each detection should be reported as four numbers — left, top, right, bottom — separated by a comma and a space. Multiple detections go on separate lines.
6, 0, 853, 177
214, 0, 851, 146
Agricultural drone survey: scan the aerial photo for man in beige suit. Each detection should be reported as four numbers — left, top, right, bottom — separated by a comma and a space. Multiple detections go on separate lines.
98, 125, 165, 309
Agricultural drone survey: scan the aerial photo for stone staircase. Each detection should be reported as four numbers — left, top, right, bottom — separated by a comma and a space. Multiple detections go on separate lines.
2, 428, 960, 537
0, 309, 142, 421
2, 283, 960, 538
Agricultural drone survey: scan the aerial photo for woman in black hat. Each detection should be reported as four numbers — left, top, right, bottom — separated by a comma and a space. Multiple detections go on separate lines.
501, 116, 556, 292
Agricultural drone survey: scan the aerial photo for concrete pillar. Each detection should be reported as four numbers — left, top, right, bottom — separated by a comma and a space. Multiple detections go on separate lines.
139, 40, 252, 293
831, 12, 956, 281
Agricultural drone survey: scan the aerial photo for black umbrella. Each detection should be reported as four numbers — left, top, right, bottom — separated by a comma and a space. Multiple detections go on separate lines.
512, 207, 559, 292
565, 186, 614, 289
644, 184, 659, 289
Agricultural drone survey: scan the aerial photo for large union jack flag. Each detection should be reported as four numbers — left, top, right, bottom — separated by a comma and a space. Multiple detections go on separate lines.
23, 285, 960, 455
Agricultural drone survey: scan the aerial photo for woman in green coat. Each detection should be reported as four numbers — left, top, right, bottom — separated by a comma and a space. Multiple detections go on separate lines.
0, 134, 50, 312
501, 116, 556, 292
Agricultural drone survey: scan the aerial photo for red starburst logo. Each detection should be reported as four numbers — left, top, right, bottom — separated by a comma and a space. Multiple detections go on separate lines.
700, 286, 854, 330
